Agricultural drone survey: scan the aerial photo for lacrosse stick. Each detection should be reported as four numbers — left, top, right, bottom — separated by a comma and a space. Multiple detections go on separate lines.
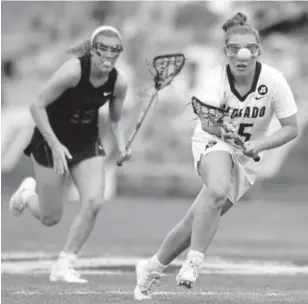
117, 53, 186, 166
191, 96, 260, 162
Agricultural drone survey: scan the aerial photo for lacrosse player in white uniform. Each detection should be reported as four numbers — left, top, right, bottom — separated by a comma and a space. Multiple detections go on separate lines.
133, 12, 299, 301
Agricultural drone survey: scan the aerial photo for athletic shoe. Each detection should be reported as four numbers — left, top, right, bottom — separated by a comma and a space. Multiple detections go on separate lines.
49, 265, 87, 284
134, 259, 164, 300
9, 177, 36, 216
176, 258, 202, 289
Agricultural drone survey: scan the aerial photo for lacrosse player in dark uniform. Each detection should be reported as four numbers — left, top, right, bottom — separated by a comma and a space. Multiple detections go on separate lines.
9, 25, 130, 283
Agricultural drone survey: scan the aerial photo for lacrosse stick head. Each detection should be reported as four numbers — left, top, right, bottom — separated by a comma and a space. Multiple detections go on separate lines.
191, 96, 229, 127
152, 53, 185, 90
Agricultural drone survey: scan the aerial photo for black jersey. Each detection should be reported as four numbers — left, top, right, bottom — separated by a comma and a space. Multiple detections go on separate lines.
32, 53, 117, 151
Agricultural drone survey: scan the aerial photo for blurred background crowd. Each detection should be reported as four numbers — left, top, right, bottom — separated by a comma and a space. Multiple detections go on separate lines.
2, 1, 308, 202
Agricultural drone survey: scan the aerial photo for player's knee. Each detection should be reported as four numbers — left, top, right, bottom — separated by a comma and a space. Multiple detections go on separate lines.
84, 195, 104, 215
41, 213, 62, 227
206, 183, 229, 207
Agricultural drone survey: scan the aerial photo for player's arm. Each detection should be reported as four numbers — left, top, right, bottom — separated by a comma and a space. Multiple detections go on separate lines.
109, 70, 128, 156
245, 73, 299, 156
30, 58, 81, 147
253, 114, 298, 153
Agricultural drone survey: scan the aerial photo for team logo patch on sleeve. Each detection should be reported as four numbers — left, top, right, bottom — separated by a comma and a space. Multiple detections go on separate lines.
256, 85, 268, 100
257, 85, 268, 95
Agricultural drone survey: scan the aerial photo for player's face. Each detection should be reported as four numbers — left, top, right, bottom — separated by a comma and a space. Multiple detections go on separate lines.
92, 35, 123, 73
225, 33, 260, 77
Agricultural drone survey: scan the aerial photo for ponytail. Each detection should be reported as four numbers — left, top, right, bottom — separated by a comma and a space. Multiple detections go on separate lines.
67, 40, 91, 57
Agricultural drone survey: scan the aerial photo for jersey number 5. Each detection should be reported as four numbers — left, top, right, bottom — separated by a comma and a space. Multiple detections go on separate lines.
238, 123, 253, 142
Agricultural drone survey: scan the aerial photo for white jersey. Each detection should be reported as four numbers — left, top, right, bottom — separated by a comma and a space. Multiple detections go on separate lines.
191, 62, 298, 201
194, 62, 298, 142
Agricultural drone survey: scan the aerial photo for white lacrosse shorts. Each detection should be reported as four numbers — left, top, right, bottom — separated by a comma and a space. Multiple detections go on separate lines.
191, 126, 265, 204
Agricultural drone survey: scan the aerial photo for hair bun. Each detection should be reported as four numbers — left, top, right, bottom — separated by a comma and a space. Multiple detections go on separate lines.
222, 12, 248, 32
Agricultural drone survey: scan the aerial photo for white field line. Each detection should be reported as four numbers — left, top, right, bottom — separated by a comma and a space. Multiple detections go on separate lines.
108, 290, 306, 297
2, 255, 308, 275
8, 290, 307, 297
1, 252, 56, 261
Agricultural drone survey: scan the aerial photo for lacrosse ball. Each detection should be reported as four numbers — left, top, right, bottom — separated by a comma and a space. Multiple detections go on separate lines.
237, 48, 251, 60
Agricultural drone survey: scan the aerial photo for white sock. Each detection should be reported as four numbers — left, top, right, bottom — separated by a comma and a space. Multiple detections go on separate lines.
187, 249, 204, 264
148, 254, 168, 272
57, 251, 78, 268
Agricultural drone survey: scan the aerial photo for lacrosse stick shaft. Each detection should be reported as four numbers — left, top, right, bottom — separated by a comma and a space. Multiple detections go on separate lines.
191, 96, 260, 162
117, 90, 159, 166
221, 124, 260, 162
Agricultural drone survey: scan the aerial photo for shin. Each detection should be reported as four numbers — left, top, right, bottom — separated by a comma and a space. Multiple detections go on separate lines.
155, 186, 234, 267
63, 195, 104, 254
63, 156, 105, 255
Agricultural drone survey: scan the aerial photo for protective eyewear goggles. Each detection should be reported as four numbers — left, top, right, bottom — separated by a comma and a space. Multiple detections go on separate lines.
93, 42, 124, 56
225, 43, 260, 58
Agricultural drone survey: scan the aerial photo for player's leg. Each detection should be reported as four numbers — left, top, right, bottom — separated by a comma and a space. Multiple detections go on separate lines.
63, 175, 79, 203
133, 188, 233, 300
133, 192, 202, 300
9, 154, 66, 226
155, 139, 234, 268
63, 109, 116, 203
64, 155, 105, 254
156, 189, 233, 265
50, 154, 105, 283
98, 107, 117, 200
176, 151, 233, 288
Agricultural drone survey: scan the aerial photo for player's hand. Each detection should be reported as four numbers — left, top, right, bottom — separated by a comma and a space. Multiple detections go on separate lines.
221, 127, 236, 140
50, 142, 72, 174
117, 148, 132, 165
221, 121, 237, 140
122, 148, 132, 161
243, 140, 262, 159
